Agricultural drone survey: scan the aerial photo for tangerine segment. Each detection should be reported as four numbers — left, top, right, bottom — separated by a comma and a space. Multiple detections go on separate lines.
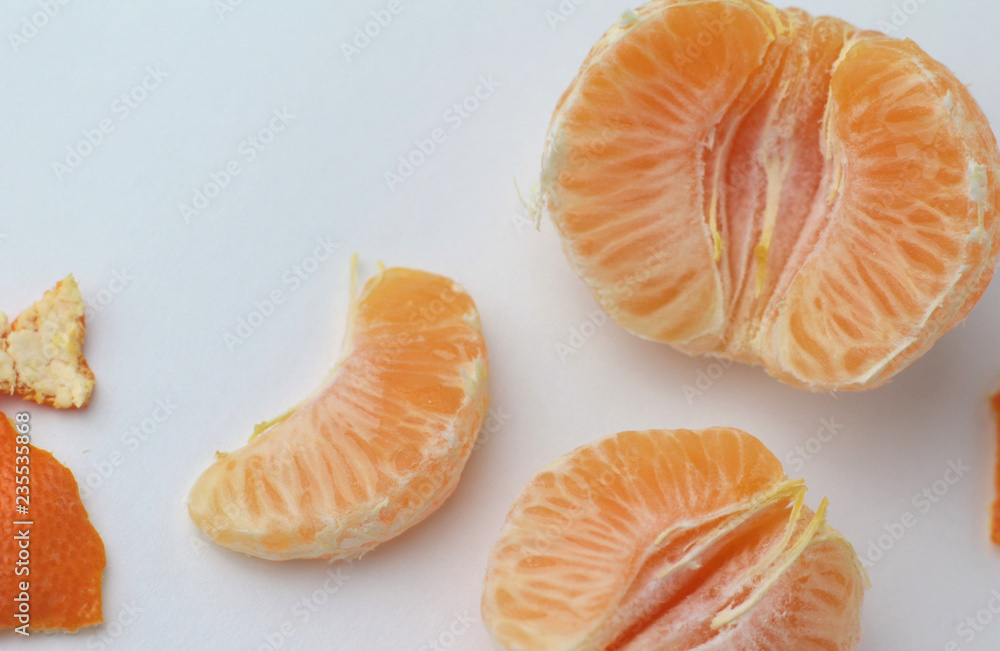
188, 266, 489, 561
482, 428, 866, 651
0, 413, 105, 632
542, 0, 1000, 391
0, 275, 96, 409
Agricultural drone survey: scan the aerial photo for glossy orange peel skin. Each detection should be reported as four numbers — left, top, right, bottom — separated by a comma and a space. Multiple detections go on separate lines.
0, 413, 105, 632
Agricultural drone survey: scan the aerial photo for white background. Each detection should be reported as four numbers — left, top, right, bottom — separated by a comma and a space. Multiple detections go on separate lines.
2, 1, 1000, 649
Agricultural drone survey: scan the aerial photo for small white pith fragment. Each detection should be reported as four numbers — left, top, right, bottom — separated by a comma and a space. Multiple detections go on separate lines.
619, 9, 642, 27
970, 161, 988, 205
541, 128, 567, 194
967, 227, 987, 243
969, 161, 989, 244
943, 90, 954, 112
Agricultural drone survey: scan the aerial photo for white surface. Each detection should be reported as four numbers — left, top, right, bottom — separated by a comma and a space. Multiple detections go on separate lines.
3, 1, 1000, 649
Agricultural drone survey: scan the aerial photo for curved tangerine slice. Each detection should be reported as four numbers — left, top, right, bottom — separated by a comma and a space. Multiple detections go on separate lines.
542, 0, 1000, 390
188, 264, 489, 560
0, 413, 105, 632
482, 428, 867, 650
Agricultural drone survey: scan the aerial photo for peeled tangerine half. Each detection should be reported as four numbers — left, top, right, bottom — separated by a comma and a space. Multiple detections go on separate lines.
482, 428, 866, 651
188, 265, 489, 561
1, 413, 106, 632
541, 0, 1000, 391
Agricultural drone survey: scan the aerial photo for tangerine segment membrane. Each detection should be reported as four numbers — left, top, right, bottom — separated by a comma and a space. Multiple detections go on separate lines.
543, 1, 779, 343
482, 428, 866, 651
542, 0, 999, 390
188, 268, 489, 561
761, 36, 1000, 388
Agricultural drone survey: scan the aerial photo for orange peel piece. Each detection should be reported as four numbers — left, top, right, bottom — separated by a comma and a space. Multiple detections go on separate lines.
0, 275, 95, 409
0, 413, 106, 632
